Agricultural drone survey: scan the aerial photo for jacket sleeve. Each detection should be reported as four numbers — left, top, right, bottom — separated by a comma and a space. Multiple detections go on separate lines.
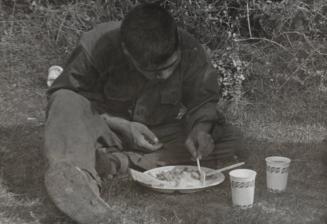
182, 44, 225, 133
47, 45, 107, 113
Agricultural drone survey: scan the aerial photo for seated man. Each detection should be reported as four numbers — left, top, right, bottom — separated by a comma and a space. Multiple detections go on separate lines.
44, 3, 247, 224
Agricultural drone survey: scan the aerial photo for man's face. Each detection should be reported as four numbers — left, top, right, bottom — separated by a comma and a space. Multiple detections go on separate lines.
122, 43, 181, 81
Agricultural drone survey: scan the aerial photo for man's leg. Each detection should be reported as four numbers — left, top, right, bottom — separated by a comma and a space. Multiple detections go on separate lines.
44, 89, 124, 224
209, 123, 248, 163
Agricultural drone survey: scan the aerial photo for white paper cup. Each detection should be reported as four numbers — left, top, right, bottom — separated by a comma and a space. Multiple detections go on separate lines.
229, 169, 257, 209
265, 156, 291, 193
47, 65, 63, 87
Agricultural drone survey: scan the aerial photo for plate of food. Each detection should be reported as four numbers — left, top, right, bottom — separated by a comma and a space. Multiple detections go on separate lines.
130, 165, 225, 193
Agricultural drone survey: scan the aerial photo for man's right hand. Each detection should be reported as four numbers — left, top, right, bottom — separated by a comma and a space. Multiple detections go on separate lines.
101, 114, 163, 152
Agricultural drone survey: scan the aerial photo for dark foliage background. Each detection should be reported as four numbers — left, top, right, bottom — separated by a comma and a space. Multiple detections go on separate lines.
1, 0, 327, 124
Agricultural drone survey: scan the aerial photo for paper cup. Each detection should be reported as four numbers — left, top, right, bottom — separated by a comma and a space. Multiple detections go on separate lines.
229, 169, 257, 209
47, 65, 63, 87
265, 156, 291, 193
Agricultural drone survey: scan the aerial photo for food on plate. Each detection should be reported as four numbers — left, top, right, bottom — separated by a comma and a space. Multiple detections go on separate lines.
154, 167, 203, 187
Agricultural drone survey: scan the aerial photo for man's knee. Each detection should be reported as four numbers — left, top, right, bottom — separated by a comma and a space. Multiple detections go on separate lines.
211, 123, 248, 160
212, 123, 243, 142
46, 89, 92, 118
48, 89, 89, 107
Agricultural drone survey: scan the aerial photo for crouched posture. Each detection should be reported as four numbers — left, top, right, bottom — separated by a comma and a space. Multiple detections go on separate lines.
44, 4, 246, 224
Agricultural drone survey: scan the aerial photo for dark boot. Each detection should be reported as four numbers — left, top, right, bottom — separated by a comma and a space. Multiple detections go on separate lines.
45, 161, 122, 224
96, 147, 130, 180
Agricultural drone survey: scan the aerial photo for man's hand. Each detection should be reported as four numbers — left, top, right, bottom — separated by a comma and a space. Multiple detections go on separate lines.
101, 114, 162, 152
127, 122, 163, 151
185, 123, 214, 159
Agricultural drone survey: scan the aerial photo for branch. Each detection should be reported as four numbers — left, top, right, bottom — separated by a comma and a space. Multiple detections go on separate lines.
9, 0, 16, 36
246, 2, 252, 38
283, 31, 327, 56
234, 37, 292, 55
56, 12, 68, 43
277, 50, 315, 92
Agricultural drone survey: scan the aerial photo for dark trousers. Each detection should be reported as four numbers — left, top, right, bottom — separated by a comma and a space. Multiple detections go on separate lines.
45, 90, 245, 183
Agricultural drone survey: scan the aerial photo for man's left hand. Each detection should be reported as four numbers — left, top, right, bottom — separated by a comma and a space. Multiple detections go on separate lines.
185, 128, 215, 159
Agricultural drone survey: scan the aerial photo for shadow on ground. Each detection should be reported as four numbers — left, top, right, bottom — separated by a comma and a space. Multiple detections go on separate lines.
0, 123, 74, 224
0, 123, 326, 224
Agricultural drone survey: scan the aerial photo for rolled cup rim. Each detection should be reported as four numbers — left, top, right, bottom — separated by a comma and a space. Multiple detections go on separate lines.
229, 169, 257, 181
265, 156, 291, 166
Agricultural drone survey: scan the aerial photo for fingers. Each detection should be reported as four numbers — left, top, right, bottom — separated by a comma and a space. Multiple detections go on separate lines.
130, 122, 162, 151
135, 123, 162, 151
185, 131, 214, 160
185, 137, 198, 159
138, 136, 163, 151
137, 123, 159, 144
198, 133, 214, 158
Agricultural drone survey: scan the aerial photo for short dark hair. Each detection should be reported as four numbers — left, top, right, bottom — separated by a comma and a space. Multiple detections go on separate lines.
121, 3, 178, 69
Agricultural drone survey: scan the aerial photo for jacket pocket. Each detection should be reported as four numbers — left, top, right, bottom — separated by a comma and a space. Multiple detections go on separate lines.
160, 89, 181, 105
154, 89, 182, 124
103, 83, 134, 116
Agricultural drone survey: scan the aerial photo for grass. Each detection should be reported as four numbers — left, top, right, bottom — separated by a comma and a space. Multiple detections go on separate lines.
100, 141, 327, 224
1, 126, 326, 223
0, 2, 327, 224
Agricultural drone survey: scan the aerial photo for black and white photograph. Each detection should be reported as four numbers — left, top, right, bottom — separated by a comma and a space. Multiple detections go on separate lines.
0, 0, 326, 223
